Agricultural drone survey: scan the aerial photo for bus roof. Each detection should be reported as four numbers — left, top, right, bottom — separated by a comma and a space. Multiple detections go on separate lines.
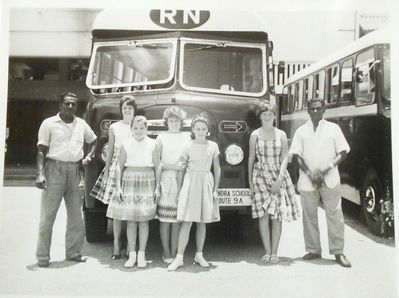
285, 26, 391, 85
92, 9, 268, 33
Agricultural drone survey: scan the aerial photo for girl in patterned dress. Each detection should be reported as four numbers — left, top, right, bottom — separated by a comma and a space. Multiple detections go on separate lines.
112, 116, 159, 268
167, 116, 221, 271
248, 102, 300, 264
89, 95, 136, 259
155, 107, 191, 264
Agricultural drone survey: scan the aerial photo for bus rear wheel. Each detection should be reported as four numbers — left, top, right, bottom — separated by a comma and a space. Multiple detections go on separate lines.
84, 210, 107, 243
360, 168, 384, 236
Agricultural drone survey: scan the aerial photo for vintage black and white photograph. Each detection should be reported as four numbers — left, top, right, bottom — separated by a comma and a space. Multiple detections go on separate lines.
0, 0, 397, 297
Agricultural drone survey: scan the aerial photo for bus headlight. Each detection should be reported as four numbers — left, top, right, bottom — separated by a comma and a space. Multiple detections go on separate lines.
101, 143, 109, 162
225, 144, 244, 165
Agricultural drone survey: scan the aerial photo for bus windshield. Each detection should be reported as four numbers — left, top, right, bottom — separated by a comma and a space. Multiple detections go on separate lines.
180, 39, 266, 96
382, 46, 390, 101
87, 39, 177, 89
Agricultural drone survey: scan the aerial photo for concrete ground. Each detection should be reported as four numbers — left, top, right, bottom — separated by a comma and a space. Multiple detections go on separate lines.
0, 187, 397, 297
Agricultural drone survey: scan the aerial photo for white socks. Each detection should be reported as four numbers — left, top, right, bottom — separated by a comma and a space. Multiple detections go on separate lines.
167, 254, 184, 271
194, 252, 209, 268
124, 251, 136, 268
124, 251, 147, 268
137, 251, 147, 268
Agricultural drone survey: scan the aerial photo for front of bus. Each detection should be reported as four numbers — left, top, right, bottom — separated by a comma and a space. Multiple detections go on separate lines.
84, 9, 275, 242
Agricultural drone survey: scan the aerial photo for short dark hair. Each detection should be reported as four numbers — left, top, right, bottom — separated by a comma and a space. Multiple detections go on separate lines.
256, 101, 276, 119
307, 98, 325, 108
131, 115, 148, 128
59, 92, 78, 104
119, 95, 137, 115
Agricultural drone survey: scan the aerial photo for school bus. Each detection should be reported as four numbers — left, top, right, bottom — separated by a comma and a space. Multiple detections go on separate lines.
281, 27, 392, 237
83, 9, 276, 241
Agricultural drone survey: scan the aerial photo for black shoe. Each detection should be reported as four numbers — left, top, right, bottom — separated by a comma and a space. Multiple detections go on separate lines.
67, 255, 87, 263
37, 260, 50, 267
111, 254, 121, 260
335, 254, 351, 268
303, 253, 322, 260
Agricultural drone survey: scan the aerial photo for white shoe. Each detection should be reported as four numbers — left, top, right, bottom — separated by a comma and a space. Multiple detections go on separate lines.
194, 252, 209, 268
124, 252, 137, 268
167, 255, 183, 271
162, 256, 174, 264
137, 251, 147, 268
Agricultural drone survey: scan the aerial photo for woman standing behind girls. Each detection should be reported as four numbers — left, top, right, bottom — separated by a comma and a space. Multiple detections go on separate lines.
167, 115, 221, 271
248, 102, 300, 264
90, 95, 136, 259
156, 107, 191, 264
112, 116, 159, 268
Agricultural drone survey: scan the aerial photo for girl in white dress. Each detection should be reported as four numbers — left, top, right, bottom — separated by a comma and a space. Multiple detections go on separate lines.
89, 95, 136, 259
155, 107, 191, 264
113, 116, 160, 268
168, 116, 221, 271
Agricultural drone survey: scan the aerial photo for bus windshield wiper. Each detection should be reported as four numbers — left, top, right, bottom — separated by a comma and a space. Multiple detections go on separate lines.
127, 41, 167, 49
189, 42, 226, 52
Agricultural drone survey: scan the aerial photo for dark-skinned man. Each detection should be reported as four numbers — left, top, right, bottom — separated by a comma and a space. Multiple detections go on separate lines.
289, 98, 351, 268
35, 92, 97, 267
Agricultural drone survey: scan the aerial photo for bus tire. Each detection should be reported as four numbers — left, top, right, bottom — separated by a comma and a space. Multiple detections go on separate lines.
84, 210, 107, 243
360, 168, 384, 236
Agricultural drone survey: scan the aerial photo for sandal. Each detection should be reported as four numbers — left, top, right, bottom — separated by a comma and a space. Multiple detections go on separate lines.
270, 254, 279, 264
261, 254, 271, 263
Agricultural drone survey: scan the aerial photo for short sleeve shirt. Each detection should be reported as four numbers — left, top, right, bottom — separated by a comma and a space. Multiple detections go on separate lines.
123, 136, 156, 167
37, 113, 97, 162
289, 119, 350, 191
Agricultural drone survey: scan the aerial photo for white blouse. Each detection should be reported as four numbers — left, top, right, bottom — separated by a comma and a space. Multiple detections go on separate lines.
122, 136, 156, 167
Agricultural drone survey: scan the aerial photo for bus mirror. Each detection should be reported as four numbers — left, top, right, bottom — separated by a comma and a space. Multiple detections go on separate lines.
268, 41, 274, 53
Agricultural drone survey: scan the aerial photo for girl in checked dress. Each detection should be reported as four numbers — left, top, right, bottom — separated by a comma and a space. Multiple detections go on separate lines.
248, 102, 300, 264
155, 106, 191, 264
112, 116, 159, 268
89, 95, 136, 259
167, 115, 221, 271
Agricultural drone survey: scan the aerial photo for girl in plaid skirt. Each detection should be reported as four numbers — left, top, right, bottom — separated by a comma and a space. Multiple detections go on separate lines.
248, 102, 300, 264
89, 95, 136, 260
113, 116, 160, 268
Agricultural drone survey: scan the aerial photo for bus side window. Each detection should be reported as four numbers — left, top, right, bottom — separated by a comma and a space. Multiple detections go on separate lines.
354, 48, 376, 106
325, 64, 339, 106
313, 71, 325, 99
340, 59, 353, 105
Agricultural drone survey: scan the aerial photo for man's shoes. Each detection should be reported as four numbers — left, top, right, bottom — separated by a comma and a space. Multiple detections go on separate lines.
37, 260, 50, 267
111, 254, 121, 260
335, 254, 352, 268
67, 255, 87, 263
303, 252, 322, 260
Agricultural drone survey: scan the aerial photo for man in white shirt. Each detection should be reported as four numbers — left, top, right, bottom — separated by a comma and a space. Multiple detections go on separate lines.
35, 92, 97, 267
289, 98, 351, 268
